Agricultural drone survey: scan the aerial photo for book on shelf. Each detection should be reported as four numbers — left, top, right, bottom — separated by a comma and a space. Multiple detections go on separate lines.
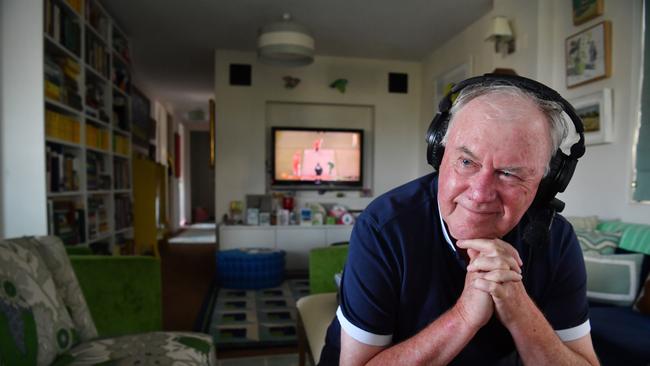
112, 62, 131, 93
85, 80, 110, 122
88, 196, 109, 240
113, 134, 130, 155
86, 152, 111, 191
46, 109, 80, 143
45, 0, 81, 57
86, 36, 109, 78
45, 53, 82, 110
65, 0, 82, 15
113, 159, 131, 189
85, 124, 109, 150
48, 199, 84, 245
112, 93, 129, 131
114, 195, 133, 231
85, 0, 109, 40
47, 144, 79, 192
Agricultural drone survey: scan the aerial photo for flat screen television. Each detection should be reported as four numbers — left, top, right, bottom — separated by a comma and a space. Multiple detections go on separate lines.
271, 127, 364, 189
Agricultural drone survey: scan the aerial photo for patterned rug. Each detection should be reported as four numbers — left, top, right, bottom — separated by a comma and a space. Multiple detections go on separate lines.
206, 279, 310, 349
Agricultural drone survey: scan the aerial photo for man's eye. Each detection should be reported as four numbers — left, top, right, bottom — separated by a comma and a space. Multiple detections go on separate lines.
499, 170, 519, 180
461, 159, 472, 166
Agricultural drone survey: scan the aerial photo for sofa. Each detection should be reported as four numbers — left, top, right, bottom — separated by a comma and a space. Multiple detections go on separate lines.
568, 217, 650, 366
0, 236, 217, 365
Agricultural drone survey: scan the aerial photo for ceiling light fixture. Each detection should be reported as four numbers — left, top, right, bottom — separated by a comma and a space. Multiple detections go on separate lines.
257, 13, 315, 67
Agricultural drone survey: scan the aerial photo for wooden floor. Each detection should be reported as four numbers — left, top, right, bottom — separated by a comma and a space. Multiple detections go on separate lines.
161, 226, 306, 360
160, 235, 217, 331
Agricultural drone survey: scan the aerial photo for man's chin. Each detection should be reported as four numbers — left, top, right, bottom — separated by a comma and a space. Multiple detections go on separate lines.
450, 230, 500, 240
447, 220, 501, 240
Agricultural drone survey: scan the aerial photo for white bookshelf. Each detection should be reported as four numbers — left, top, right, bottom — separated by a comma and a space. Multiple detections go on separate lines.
44, 0, 133, 254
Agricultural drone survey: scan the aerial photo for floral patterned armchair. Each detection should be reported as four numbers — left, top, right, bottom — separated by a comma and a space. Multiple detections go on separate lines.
0, 236, 216, 365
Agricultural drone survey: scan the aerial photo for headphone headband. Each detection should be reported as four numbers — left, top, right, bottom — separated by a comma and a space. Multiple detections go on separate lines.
425, 73, 586, 212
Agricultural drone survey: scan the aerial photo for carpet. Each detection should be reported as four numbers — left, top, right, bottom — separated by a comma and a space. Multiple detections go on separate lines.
206, 279, 311, 349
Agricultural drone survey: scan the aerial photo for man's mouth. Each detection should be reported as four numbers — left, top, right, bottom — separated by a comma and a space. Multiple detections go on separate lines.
458, 203, 499, 216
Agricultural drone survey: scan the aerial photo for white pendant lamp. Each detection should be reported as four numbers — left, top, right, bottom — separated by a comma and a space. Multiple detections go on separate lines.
258, 13, 315, 67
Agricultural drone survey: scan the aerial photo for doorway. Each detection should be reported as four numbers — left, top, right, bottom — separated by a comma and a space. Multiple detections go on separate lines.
190, 131, 215, 223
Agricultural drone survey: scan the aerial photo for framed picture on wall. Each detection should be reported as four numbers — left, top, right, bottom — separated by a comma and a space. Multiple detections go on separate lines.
572, 0, 604, 25
570, 88, 613, 145
434, 58, 473, 104
565, 21, 612, 88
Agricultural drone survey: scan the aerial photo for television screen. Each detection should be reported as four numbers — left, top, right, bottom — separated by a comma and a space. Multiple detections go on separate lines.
271, 127, 363, 188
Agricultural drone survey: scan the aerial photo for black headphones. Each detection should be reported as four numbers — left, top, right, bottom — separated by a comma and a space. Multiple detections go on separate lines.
425, 73, 586, 212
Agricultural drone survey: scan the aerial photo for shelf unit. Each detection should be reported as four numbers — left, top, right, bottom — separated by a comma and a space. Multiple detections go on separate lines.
44, 0, 133, 254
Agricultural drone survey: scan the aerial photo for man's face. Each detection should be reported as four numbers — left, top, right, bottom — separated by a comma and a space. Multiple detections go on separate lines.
438, 93, 552, 240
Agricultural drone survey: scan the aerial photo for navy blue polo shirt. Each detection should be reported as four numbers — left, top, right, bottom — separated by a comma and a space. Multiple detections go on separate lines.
320, 173, 590, 365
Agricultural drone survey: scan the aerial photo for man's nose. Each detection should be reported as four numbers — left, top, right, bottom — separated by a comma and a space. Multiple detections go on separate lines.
469, 170, 497, 203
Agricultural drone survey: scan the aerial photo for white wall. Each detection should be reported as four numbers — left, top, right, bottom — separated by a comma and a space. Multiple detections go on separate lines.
214, 50, 422, 220
418, 0, 542, 175
0, 0, 47, 237
419, 0, 650, 224
541, 0, 649, 224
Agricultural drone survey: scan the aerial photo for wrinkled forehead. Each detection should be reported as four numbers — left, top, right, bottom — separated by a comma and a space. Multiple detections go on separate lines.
453, 92, 542, 123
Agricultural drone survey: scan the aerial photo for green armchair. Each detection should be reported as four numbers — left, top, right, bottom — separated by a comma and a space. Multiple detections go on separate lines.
308, 244, 349, 294
69, 255, 162, 337
298, 244, 349, 365
0, 236, 216, 365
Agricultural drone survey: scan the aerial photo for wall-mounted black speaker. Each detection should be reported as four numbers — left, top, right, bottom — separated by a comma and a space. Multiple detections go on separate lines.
230, 64, 252, 86
389, 72, 408, 94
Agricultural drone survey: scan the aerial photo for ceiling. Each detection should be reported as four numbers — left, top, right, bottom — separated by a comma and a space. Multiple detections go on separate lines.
99, 0, 493, 119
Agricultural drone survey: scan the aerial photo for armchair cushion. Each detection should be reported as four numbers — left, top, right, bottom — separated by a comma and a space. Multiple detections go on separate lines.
69, 255, 162, 337
309, 245, 349, 294
0, 237, 77, 365
33, 236, 97, 341
55, 331, 216, 365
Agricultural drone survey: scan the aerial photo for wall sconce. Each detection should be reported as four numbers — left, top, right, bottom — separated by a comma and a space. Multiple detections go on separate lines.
486, 16, 515, 56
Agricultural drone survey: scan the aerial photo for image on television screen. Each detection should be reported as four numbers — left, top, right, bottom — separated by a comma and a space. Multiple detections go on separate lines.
272, 128, 362, 186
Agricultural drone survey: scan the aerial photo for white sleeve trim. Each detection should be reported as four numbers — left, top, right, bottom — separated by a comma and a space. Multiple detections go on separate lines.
555, 319, 591, 342
336, 307, 393, 347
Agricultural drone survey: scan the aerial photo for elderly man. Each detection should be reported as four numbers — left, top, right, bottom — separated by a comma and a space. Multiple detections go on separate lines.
319, 75, 600, 365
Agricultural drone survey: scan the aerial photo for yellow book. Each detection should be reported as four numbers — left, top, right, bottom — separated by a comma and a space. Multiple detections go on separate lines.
103, 130, 109, 150
45, 81, 60, 100
72, 120, 80, 143
87, 125, 96, 148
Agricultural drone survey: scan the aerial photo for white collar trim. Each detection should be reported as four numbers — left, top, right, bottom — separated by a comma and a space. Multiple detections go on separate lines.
437, 200, 456, 253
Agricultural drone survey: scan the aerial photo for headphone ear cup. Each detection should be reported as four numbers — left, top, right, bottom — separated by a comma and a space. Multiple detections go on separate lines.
534, 152, 577, 208
426, 112, 450, 170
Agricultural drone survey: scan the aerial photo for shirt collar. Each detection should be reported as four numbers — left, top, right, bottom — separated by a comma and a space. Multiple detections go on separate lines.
437, 200, 456, 253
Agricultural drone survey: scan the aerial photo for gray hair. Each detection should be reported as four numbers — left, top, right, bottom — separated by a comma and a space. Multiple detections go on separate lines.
441, 83, 569, 176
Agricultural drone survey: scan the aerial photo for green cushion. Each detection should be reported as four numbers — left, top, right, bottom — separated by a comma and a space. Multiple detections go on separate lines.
575, 229, 620, 255
70, 256, 162, 337
584, 252, 645, 306
0, 237, 77, 365
596, 221, 650, 255
309, 245, 349, 294
596, 219, 628, 233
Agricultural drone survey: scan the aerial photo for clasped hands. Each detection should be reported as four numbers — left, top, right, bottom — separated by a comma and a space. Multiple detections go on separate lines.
454, 239, 529, 330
